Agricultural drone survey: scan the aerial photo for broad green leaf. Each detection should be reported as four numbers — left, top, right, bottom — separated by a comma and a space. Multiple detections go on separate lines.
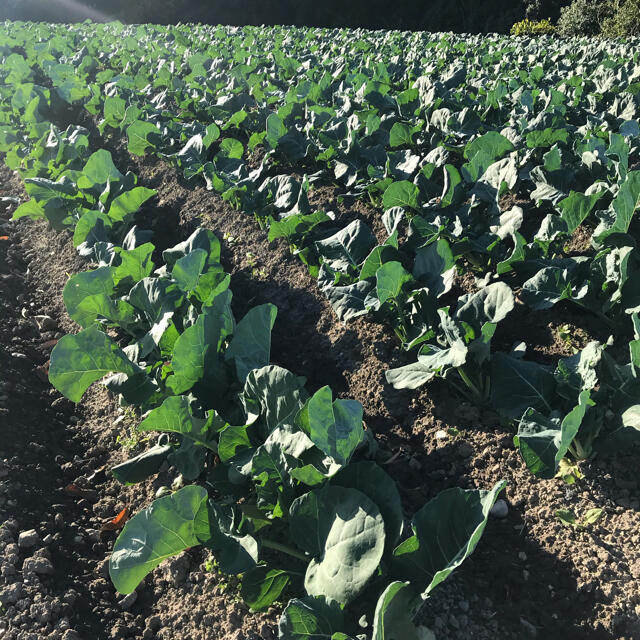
295, 386, 363, 467
376, 261, 413, 304
389, 122, 413, 147
412, 238, 455, 297
241, 565, 290, 611
49, 325, 140, 402
392, 481, 506, 596
167, 291, 233, 395
77, 149, 123, 194
195, 500, 258, 574
315, 220, 377, 272
127, 120, 160, 156
108, 186, 156, 222
242, 365, 308, 438
110, 485, 208, 593
279, 596, 345, 640
557, 190, 605, 233
289, 485, 385, 604
514, 390, 593, 478
383, 180, 419, 211
138, 395, 218, 450
372, 582, 422, 640
225, 304, 278, 383
111, 438, 172, 485
491, 353, 556, 418
333, 461, 404, 550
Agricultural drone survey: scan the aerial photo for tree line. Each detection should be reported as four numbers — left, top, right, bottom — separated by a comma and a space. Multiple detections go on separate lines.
1, 0, 571, 33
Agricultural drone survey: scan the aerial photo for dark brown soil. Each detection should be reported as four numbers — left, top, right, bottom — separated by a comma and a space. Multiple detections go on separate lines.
2, 146, 640, 640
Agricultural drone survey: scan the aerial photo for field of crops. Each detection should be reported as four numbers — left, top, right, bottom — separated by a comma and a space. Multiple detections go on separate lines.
1, 20, 640, 640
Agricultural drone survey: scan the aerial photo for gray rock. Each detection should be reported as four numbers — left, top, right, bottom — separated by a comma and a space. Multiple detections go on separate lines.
0, 583, 24, 606
23, 556, 54, 575
30, 601, 52, 624
62, 631, 82, 640
18, 529, 40, 549
490, 499, 509, 518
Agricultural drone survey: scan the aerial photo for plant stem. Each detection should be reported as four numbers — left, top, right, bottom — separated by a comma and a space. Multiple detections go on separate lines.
261, 538, 308, 562
457, 365, 486, 404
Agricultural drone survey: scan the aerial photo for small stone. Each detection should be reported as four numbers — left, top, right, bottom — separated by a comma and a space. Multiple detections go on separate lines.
435, 430, 447, 440
62, 631, 82, 640
118, 592, 137, 610
23, 556, 55, 575
147, 616, 161, 632
490, 499, 509, 519
0, 583, 24, 606
18, 529, 40, 549
458, 600, 469, 612
518, 551, 527, 561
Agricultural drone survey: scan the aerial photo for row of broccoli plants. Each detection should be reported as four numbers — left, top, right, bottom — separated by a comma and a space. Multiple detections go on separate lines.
0, 43, 506, 640
2, 23, 640, 481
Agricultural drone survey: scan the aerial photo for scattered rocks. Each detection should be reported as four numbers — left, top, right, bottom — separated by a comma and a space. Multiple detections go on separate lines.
17, 529, 40, 549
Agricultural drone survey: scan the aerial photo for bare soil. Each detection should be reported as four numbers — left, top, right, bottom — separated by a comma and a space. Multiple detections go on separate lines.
2, 147, 640, 640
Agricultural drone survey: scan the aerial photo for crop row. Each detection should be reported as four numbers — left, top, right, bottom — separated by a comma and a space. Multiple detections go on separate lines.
2, 22, 639, 480
0, 22, 509, 640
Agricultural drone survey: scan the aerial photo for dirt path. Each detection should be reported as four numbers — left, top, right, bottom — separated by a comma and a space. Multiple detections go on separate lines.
2, 141, 640, 639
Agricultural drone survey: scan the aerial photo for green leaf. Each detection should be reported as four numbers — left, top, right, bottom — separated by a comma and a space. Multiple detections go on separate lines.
49, 325, 140, 402
526, 128, 569, 149
295, 386, 363, 466
315, 220, 377, 272
557, 190, 605, 233
163, 228, 221, 267
413, 238, 455, 297
111, 439, 172, 485
333, 461, 404, 550
491, 353, 556, 419
127, 120, 160, 156
171, 248, 208, 294
109, 485, 208, 593
218, 137, 244, 159
167, 292, 233, 395
392, 481, 506, 596
514, 390, 593, 478
138, 395, 218, 451
289, 485, 385, 604
383, 180, 419, 211
77, 149, 123, 194
279, 596, 345, 640
225, 304, 278, 383
372, 582, 421, 640
389, 122, 413, 147
375, 261, 413, 304
108, 186, 156, 222
241, 565, 290, 611
241, 365, 308, 438
455, 282, 514, 329
195, 500, 258, 574
464, 131, 514, 162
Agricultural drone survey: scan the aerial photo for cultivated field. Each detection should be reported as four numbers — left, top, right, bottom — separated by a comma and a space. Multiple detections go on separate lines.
1, 21, 640, 640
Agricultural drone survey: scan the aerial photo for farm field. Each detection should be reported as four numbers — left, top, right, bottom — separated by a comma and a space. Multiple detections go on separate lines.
1, 20, 640, 640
